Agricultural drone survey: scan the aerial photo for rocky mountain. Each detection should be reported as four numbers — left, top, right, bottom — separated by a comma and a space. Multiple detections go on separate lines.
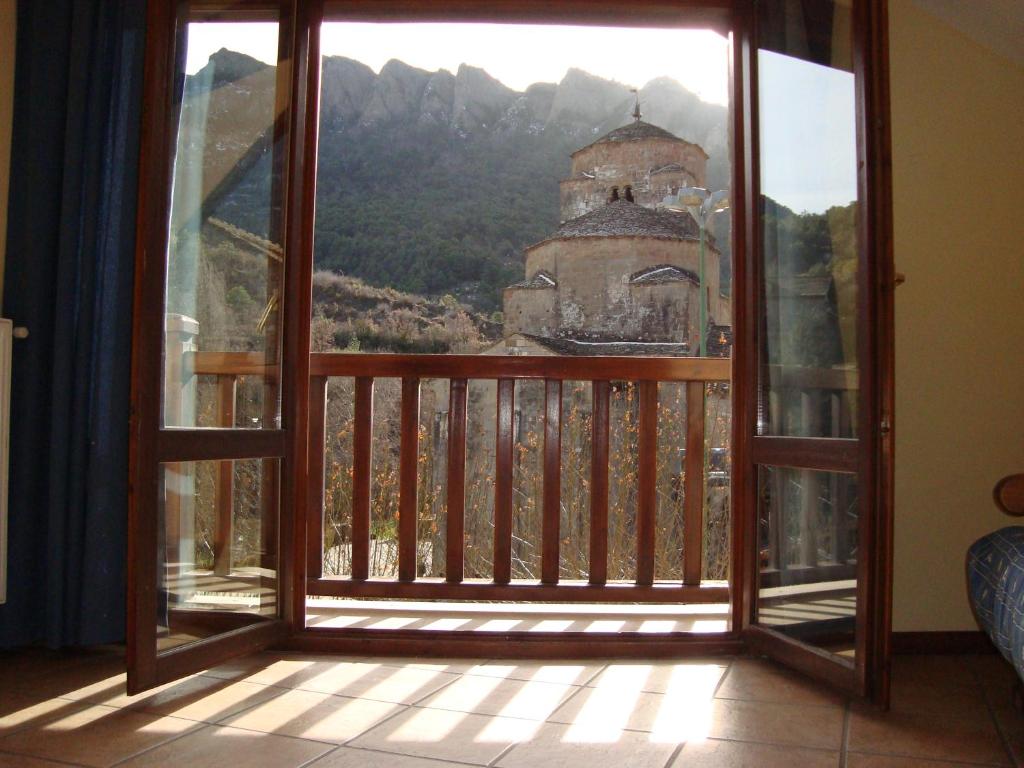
191, 49, 731, 311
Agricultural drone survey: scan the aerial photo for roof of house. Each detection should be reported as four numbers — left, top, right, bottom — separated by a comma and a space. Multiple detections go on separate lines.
577, 119, 682, 150
532, 199, 700, 247
629, 264, 699, 286
206, 217, 284, 261
520, 333, 691, 357
508, 270, 557, 290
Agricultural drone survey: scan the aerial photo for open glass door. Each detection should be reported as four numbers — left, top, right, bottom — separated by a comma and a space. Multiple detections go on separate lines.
128, 1, 313, 693
739, 0, 893, 702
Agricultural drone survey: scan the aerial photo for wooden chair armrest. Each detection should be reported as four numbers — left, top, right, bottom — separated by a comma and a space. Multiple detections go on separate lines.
994, 474, 1024, 516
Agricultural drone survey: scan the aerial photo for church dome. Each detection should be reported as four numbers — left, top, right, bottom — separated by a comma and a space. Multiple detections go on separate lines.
534, 199, 699, 246
593, 119, 683, 144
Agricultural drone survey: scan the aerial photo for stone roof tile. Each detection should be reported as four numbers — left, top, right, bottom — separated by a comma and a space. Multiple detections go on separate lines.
534, 199, 699, 246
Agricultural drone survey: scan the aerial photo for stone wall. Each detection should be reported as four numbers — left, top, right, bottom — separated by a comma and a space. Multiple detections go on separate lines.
517, 236, 725, 343
560, 138, 708, 221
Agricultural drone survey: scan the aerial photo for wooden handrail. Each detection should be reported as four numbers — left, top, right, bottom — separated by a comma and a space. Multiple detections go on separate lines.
184, 349, 863, 601
310, 352, 731, 381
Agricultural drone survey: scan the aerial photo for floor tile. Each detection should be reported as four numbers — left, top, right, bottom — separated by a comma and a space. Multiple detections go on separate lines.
291, 662, 460, 705
418, 675, 577, 721
0, 693, 91, 737
220, 688, 403, 743
0, 704, 200, 767
887, 675, 991, 720
706, 698, 845, 750
966, 655, 1021, 711
889, 656, 977, 691
10, 655, 127, 702
0, 752, 85, 767
349, 705, 538, 765
846, 754, 1006, 767
670, 738, 839, 767
495, 721, 678, 768
202, 654, 363, 688
308, 747, 477, 767
127, 677, 282, 723
990, 705, 1024, 766
116, 723, 334, 767
549, 683, 719, 742
374, 657, 491, 675
848, 706, 1011, 765
587, 660, 728, 696
465, 661, 605, 686
715, 658, 846, 706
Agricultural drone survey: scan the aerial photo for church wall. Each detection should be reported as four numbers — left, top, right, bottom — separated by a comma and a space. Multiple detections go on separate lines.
560, 138, 707, 220
503, 286, 557, 337
522, 236, 721, 343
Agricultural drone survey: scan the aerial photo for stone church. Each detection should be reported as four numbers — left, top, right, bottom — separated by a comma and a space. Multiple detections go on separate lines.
494, 107, 731, 358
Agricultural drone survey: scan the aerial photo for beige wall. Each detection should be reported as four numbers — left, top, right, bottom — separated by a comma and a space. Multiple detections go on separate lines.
890, 0, 1024, 630
0, 0, 15, 310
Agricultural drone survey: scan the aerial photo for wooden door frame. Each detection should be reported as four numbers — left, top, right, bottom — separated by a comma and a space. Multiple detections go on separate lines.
127, 0, 311, 693
735, 0, 895, 704
127, 0, 894, 697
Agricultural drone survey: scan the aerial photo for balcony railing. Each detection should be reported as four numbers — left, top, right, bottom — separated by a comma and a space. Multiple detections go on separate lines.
189, 350, 732, 605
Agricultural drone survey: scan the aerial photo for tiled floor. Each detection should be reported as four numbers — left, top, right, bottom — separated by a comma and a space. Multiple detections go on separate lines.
0, 647, 1020, 767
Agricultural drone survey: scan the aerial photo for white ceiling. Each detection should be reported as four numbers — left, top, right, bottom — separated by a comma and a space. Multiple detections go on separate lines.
912, 0, 1024, 66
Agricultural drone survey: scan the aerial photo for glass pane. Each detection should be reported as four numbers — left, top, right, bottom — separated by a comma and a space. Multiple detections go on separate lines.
757, 465, 858, 658
758, 0, 859, 437
157, 458, 279, 653
163, 19, 285, 429
312, 21, 731, 361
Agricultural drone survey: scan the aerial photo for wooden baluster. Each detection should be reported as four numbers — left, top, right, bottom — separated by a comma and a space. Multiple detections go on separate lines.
767, 389, 784, 572
351, 377, 373, 580
834, 390, 852, 563
636, 381, 658, 586
399, 377, 421, 582
494, 378, 515, 585
589, 380, 610, 585
446, 379, 467, 583
542, 379, 562, 585
213, 374, 237, 577
683, 380, 706, 585
799, 392, 819, 568
306, 376, 328, 579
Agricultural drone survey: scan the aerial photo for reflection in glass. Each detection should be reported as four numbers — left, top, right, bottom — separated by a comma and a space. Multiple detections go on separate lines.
758, 22, 859, 438
757, 466, 858, 657
157, 459, 278, 653
162, 20, 284, 429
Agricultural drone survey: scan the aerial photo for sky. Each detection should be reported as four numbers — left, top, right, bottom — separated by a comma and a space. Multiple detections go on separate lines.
185, 22, 730, 103
184, 22, 857, 214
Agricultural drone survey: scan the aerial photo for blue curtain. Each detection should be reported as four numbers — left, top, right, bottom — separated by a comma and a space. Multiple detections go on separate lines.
0, 0, 146, 647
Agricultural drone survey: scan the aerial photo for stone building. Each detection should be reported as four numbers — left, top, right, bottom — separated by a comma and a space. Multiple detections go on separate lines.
495, 110, 730, 358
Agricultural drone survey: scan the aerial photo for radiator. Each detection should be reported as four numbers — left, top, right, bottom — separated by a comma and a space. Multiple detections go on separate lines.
0, 320, 10, 604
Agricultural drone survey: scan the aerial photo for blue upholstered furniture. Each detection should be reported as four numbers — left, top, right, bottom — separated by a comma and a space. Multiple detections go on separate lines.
967, 475, 1024, 680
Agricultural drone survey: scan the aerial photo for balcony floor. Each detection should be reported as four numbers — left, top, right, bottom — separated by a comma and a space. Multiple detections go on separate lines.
1, 645, 1020, 767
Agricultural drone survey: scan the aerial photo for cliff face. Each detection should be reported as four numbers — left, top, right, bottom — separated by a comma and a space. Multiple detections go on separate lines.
312, 55, 727, 155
